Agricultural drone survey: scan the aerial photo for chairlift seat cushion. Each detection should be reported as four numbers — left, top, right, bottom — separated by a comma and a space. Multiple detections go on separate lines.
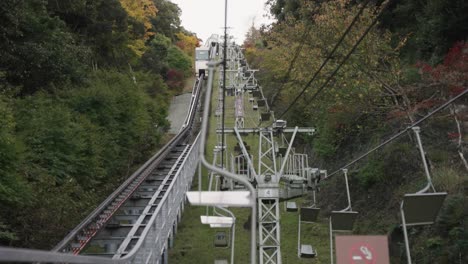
286, 202, 298, 212
214, 232, 228, 247
300, 244, 317, 258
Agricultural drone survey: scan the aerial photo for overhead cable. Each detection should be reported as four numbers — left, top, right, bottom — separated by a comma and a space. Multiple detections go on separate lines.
278, 0, 372, 118
326, 88, 468, 179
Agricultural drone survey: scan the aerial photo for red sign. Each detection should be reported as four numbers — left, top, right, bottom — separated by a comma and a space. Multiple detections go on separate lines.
335, 235, 390, 264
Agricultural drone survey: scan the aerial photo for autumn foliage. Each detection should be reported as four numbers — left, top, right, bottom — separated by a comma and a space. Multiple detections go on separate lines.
417, 41, 468, 96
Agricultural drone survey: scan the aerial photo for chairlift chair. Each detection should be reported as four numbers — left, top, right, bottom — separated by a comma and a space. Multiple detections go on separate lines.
328, 169, 359, 264
298, 206, 320, 258
214, 231, 229, 247
399, 127, 448, 264
277, 147, 287, 157
257, 99, 266, 107
260, 112, 271, 121
286, 202, 298, 212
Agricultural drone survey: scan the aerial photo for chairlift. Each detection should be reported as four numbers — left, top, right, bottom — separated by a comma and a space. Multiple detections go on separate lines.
330, 211, 358, 231
298, 207, 320, 258
401, 193, 446, 226
286, 202, 298, 212
304, 168, 320, 189
233, 145, 241, 153
214, 231, 229, 247
399, 127, 448, 264
273, 119, 287, 129
260, 112, 271, 121
257, 99, 266, 107
300, 244, 317, 258
252, 90, 261, 97
319, 170, 328, 179
199, 212, 236, 264
277, 147, 287, 157
297, 182, 321, 259
328, 169, 358, 264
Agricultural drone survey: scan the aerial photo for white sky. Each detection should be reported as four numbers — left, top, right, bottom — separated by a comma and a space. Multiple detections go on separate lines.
169, 0, 274, 44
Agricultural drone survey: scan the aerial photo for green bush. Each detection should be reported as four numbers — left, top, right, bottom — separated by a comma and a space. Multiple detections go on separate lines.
432, 166, 463, 192
356, 143, 417, 188
167, 46, 192, 77
356, 158, 385, 188
0, 69, 170, 248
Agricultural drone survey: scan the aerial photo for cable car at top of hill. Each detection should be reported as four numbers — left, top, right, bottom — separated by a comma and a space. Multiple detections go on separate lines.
195, 34, 219, 79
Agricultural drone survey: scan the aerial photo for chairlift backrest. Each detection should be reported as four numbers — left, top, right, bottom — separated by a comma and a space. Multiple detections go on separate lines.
301, 207, 320, 222
330, 211, 358, 231
402, 192, 447, 226
260, 112, 271, 121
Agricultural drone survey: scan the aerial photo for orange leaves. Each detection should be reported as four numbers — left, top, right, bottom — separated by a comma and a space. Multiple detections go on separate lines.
119, 0, 158, 39
175, 32, 200, 57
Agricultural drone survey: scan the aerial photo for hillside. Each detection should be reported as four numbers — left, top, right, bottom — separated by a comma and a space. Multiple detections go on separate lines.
244, 0, 468, 263
0, 0, 199, 249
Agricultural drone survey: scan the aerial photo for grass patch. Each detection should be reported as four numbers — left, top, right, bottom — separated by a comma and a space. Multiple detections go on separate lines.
432, 166, 464, 193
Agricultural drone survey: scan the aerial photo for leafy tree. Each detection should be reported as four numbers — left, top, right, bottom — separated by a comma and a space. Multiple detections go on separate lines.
46, 0, 133, 67
0, 0, 191, 249
379, 0, 468, 62
5, 70, 169, 248
141, 34, 171, 75
267, 0, 303, 22
0, 97, 29, 245
175, 32, 200, 57
120, 0, 158, 57
167, 46, 192, 76
150, 0, 181, 39
119, 0, 157, 39
0, 0, 89, 94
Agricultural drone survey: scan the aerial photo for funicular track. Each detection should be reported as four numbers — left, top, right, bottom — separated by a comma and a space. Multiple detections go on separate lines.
49, 76, 204, 261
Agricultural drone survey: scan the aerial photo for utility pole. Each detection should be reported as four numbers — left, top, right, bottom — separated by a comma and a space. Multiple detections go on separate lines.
221, 0, 228, 169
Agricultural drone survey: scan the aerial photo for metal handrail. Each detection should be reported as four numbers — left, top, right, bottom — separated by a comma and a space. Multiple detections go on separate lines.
120, 133, 201, 261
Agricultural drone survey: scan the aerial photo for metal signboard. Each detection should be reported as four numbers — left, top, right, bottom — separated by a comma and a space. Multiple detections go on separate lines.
335, 235, 390, 264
